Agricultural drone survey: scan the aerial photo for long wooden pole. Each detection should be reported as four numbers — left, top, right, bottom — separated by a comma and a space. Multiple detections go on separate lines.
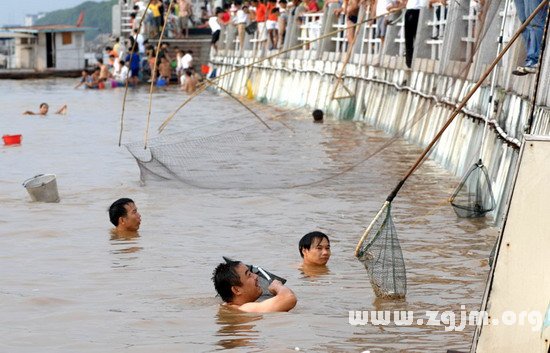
384, 0, 549, 204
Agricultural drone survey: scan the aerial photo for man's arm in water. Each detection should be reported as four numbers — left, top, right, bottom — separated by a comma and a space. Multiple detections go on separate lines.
55, 104, 68, 115
239, 280, 297, 313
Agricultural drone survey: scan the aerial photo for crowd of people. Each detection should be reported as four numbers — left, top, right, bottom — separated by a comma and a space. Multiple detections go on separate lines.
75, 35, 201, 92
77, 0, 545, 93
109, 197, 332, 313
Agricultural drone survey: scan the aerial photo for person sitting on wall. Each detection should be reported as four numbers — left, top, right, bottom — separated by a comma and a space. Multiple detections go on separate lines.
23, 103, 67, 116
109, 198, 142, 237
212, 260, 297, 313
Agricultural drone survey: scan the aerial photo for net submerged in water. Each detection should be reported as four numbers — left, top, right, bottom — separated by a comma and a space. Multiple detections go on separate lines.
126, 114, 373, 190
449, 159, 496, 218
356, 203, 406, 299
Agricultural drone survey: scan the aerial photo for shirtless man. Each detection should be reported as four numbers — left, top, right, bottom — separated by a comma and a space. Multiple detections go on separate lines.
23, 103, 67, 116
299, 231, 331, 272
335, 0, 363, 44
212, 260, 297, 313
181, 69, 198, 93
97, 58, 110, 82
108, 198, 142, 237
158, 56, 172, 85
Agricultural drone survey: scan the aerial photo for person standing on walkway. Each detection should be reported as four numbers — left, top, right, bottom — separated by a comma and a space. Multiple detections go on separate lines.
512, 0, 548, 75
398, 0, 427, 69
178, 0, 193, 38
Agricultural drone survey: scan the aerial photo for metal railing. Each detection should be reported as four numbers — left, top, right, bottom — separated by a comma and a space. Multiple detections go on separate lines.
426, 3, 448, 60
298, 13, 324, 51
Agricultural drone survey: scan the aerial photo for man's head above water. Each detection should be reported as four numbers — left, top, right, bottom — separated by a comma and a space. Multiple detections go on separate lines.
213, 260, 262, 303
212, 260, 297, 313
109, 198, 141, 233
39, 103, 49, 115
299, 231, 331, 266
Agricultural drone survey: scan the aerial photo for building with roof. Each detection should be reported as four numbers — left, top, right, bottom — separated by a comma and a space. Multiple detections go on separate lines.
0, 25, 86, 71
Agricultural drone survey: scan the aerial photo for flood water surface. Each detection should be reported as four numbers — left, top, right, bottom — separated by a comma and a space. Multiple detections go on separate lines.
0, 79, 497, 352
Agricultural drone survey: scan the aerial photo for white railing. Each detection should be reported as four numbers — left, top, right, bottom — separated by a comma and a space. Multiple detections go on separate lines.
331, 14, 348, 53
461, 1, 480, 60
426, 3, 448, 60
393, 12, 406, 57
248, 24, 264, 55
360, 10, 382, 57
298, 13, 324, 50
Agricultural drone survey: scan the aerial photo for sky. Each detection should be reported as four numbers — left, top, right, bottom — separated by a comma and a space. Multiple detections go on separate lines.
2, 1, 105, 27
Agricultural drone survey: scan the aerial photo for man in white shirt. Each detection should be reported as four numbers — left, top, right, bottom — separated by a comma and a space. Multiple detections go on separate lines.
181, 50, 194, 70
114, 59, 129, 83
208, 8, 224, 54
132, 29, 146, 56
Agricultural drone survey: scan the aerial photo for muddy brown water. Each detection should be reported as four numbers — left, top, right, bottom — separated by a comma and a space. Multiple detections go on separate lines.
0, 79, 497, 352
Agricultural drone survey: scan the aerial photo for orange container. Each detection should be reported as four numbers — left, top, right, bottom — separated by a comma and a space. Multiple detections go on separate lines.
201, 64, 210, 75
3, 134, 22, 145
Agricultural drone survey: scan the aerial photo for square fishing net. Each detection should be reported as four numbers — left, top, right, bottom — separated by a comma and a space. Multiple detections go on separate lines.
356, 203, 406, 300
450, 160, 496, 218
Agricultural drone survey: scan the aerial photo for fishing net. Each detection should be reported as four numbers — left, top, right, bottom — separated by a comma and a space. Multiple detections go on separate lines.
126, 103, 374, 189
450, 159, 496, 218
355, 203, 406, 299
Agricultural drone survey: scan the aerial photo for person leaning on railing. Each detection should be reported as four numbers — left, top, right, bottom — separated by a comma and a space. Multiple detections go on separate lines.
334, 0, 364, 44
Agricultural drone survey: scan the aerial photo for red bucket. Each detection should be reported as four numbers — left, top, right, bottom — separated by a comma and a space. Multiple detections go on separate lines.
3, 134, 22, 145
201, 64, 210, 75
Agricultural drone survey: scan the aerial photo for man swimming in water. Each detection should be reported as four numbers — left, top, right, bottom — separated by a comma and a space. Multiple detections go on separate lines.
299, 231, 331, 266
23, 103, 67, 116
212, 260, 297, 313
108, 198, 142, 236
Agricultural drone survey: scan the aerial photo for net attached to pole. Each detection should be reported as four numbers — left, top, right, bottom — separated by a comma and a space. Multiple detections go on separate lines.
449, 159, 496, 218
448, 0, 512, 218
355, 202, 406, 299
354, 4, 540, 299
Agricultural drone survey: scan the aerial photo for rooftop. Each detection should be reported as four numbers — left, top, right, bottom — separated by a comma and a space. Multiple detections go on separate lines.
5, 25, 88, 33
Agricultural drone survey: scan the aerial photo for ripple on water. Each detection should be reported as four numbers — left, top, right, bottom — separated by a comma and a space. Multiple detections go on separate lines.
0, 79, 498, 352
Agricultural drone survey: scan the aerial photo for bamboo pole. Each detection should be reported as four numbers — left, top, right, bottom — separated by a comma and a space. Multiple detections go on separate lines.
118, 0, 153, 146
144, 0, 176, 149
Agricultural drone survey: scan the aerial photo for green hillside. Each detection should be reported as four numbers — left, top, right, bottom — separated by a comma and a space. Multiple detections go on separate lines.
35, 0, 117, 41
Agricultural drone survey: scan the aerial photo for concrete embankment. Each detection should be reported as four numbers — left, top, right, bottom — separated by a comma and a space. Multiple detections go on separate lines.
212, 55, 550, 224
0, 69, 82, 79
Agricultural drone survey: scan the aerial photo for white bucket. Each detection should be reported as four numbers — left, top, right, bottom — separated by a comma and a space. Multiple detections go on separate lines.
23, 174, 60, 203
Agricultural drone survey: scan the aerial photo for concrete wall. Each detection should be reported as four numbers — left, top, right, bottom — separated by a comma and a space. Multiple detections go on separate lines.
473, 135, 550, 353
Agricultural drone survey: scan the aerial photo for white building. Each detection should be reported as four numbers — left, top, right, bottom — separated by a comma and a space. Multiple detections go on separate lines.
1, 25, 86, 70
24, 13, 46, 27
